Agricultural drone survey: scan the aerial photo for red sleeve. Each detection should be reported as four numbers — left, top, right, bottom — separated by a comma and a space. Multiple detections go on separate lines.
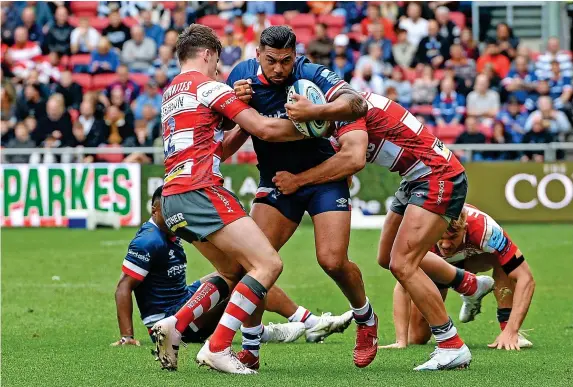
335, 117, 368, 139
196, 80, 251, 120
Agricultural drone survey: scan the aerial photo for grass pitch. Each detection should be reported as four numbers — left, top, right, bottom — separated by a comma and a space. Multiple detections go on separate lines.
2, 224, 573, 387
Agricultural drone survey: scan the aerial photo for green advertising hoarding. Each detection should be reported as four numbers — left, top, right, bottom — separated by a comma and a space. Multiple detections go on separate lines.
465, 162, 573, 222
140, 164, 402, 221
1, 164, 141, 227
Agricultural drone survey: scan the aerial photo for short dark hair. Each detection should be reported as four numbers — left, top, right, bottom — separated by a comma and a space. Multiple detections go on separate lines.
176, 24, 222, 63
152, 185, 163, 205
260, 26, 296, 50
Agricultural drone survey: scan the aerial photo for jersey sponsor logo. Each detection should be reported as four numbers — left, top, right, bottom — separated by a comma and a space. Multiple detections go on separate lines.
487, 226, 508, 252
197, 81, 232, 106
219, 95, 238, 110
127, 249, 150, 262
320, 69, 342, 84
165, 212, 188, 232
433, 139, 452, 161
202, 83, 226, 98
261, 110, 288, 119
167, 263, 186, 277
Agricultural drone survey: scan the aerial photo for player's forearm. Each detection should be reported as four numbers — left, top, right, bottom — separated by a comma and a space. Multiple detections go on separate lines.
115, 288, 135, 336
313, 93, 368, 122
260, 117, 305, 142
221, 127, 250, 161
393, 282, 411, 345
296, 150, 365, 188
506, 268, 535, 333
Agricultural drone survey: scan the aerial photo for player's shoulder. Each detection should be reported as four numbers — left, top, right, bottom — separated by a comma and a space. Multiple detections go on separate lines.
227, 58, 258, 82
129, 222, 165, 255
464, 205, 505, 252
294, 56, 326, 78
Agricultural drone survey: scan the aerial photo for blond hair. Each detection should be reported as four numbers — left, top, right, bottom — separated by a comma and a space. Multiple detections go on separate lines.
446, 206, 468, 234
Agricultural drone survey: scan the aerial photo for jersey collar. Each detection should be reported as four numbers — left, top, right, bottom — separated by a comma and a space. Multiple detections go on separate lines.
256, 63, 271, 86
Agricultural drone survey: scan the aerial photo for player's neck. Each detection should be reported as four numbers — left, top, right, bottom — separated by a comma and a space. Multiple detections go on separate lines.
180, 60, 208, 77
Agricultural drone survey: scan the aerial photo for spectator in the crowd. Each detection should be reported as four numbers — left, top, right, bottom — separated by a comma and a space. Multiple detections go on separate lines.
148, 2, 172, 31
101, 64, 140, 106
31, 51, 61, 85
170, 7, 188, 34
360, 22, 393, 63
121, 25, 157, 73
350, 63, 384, 95
15, 83, 45, 122
467, 74, 501, 125
535, 37, 573, 79
90, 37, 120, 74
1, 5, 20, 46
477, 39, 511, 78
501, 55, 537, 104
307, 1, 335, 16
385, 86, 399, 103
432, 76, 466, 125
103, 105, 134, 145
455, 116, 487, 161
245, 2, 275, 18
435, 6, 460, 46
45, 6, 73, 56
1, 119, 14, 146
243, 29, 261, 60
140, 9, 164, 48
524, 96, 572, 134
392, 28, 417, 69
36, 94, 74, 146
5, 122, 35, 163
307, 23, 334, 67
0, 69, 17, 123
412, 65, 439, 105
444, 43, 476, 87
360, 3, 396, 43
412, 19, 449, 69
123, 119, 154, 164
355, 43, 387, 76
6, 27, 42, 79
75, 98, 106, 148
496, 22, 519, 61
497, 96, 528, 143
230, 14, 247, 37
547, 60, 573, 112
220, 26, 243, 73
521, 119, 554, 163
481, 62, 503, 93
153, 69, 169, 92
524, 79, 551, 112
102, 10, 131, 50
132, 79, 162, 120
384, 67, 412, 108
141, 103, 161, 140
70, 17, 101, 55
332, 53, 354, 83
97, 1, 146, 17
162, 29, 178, 52
459, 26, 478, 60
109, 86, 135, 128
19, 6, 43, 45
331, 34, 354, 66
149, 45, 180, 81
54, 70, 82, 110
487, 120, 515, 160
398, 2, 428, 47
245, 10, 271, 43
217, 1, 246, 20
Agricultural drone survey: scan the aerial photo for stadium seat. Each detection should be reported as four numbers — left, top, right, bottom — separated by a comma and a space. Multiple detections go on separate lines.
435, 123, 464, 144
92, 73, 118, 90
72, 73, 92, 91
403, 68, 418, 83
318, 14, 345, 37
130, 73, 150, 88
68, 16, 80, 28
197, 15, 227, 36
269, 14, 286, 25
449, 12, 466, 29
96, 145, 125, 163
161, 1, 177, 10
123, 17, 139, 28
288, 14, 316, 36
294, 30, 313, 45
410, 105, 434, 116
70, 1, 98, 17
91, 17, 110, 32
69, 54, 91, 67
434, 69, 445, 80
478, 123, 493, 140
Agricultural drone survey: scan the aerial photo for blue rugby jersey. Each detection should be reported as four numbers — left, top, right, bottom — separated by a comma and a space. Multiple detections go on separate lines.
226, 56, 352, 189
121, 220, 192, 327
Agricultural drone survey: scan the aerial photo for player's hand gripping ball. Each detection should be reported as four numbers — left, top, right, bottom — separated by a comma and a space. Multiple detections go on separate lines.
286, 79, 330, 138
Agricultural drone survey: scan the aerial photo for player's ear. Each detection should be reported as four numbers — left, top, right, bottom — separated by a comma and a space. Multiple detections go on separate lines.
255, 47, 260, 61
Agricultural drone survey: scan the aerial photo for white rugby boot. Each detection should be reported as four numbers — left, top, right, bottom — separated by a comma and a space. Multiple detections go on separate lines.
196, 340, 257, 374
518, 332, 533, 348
151, 316, 181, 370
261, 322, 306, 343
459, 276, 495, 323
414, 344, 472, 371
306, 311, 354, 343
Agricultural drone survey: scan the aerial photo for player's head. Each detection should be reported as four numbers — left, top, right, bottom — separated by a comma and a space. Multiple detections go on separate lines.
176, 24, 222, 79
151, 185, 169, 233
437, 208, 468, 257
257, 26, 296, 85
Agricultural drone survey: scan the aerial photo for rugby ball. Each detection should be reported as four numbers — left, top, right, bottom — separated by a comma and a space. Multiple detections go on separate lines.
287, 79, 330, 138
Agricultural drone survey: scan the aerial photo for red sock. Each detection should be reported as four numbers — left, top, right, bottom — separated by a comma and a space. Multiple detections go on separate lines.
438, 334, 465, 349
210, 280, 265, 353
174, 282, 221, 333
454, 272, 478, 296
432, 320, 464, 349
500, 321, 508, 331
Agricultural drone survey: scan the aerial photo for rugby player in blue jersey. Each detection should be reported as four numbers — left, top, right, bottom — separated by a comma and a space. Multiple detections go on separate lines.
224, 26, 378, 368
113, 186, 350, 348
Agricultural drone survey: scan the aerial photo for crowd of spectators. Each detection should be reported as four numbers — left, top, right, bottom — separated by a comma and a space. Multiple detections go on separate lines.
1, 1, 572, 165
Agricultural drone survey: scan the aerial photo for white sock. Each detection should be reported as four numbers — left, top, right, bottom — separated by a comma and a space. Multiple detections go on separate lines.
241, 324, 263, 357
288, 306, 320, 329
351, 298, 376, 327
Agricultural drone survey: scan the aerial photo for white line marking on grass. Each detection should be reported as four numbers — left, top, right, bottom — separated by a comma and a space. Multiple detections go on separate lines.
100, 240, 131, 247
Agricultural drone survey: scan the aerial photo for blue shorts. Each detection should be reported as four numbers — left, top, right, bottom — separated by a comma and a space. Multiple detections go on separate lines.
148, 280, 215, 344
254, 179, 351, 223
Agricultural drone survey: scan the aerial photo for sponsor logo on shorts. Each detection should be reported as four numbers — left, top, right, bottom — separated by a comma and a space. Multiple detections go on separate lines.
210, 187, 234, 212
168, 250, 176, 260
167, 264, 186, 277
336, 198, 348, 208
165, 212, 187, 231
436, 181, 445, 205
127, 249, 150, 262
412, 191, 423, 198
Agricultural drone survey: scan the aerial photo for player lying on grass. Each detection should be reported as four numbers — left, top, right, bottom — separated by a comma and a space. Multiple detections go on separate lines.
271, 91, 473, 370
382, 204, 535, 351
113, 186, 352, 348
226, 26, 379, 370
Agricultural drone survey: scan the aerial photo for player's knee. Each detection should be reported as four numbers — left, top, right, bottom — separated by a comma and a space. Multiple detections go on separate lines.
317, 252, 347, 277
409, 330, 431, 345
266, 253, 284, 280
377, 251, 391, 270
388, 259, 415, 282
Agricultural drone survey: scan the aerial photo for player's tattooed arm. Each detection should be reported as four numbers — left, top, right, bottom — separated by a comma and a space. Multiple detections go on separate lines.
233, 108, 305, 142
285, 85, 367, 123
113, 273, 141, 346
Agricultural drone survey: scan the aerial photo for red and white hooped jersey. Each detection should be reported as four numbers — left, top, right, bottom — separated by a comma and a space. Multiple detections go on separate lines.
335, 92, 465, 181
434, 204, 519, 266
161, 70, 250, 196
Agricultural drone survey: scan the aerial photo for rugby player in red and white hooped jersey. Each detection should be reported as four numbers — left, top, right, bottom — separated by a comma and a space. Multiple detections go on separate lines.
151, 24, 305, 375
275, 91, 474, 370
383, 204, 535, 350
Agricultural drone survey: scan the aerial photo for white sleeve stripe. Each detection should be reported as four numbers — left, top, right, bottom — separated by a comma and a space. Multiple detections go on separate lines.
325, 80, 346, 101
122, 259, 149, 277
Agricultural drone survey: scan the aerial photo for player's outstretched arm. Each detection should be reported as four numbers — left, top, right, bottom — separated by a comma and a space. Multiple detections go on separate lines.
112, 273, 141, 346
285, 85, 367, 123
273, 130, 368, 194
221, 125, 251, 161
233, 108, 305, 142
380, 282, 411, 349
489, 258, 535, 350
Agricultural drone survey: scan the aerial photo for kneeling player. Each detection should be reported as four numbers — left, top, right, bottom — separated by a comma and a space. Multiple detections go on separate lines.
384, 204, 535, 350
113, 186, 352, 348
